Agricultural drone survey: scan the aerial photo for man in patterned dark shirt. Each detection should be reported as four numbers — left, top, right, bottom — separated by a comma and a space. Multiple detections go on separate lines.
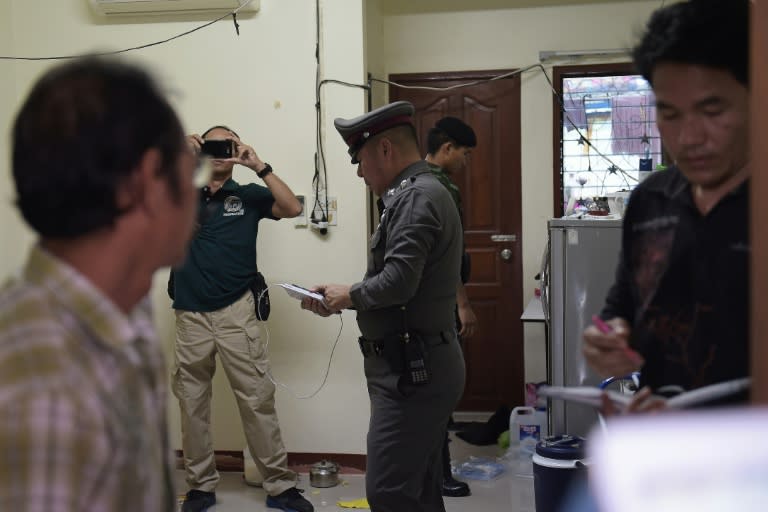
583, 0, 750, 412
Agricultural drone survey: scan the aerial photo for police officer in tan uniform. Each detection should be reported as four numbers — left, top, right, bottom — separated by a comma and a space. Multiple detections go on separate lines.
301, 101, 466, 512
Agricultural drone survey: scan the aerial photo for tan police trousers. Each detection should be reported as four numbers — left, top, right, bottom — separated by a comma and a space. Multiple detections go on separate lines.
171, 290, 296, 496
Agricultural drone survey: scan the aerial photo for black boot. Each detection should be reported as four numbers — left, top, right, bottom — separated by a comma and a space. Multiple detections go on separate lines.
442, 432, 470, 497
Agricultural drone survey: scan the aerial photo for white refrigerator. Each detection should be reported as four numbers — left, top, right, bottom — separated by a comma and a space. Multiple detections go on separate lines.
541, 217, 623, 437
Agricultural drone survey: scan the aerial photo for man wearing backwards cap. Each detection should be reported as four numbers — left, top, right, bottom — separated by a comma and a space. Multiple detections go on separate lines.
301, 101, 466, 512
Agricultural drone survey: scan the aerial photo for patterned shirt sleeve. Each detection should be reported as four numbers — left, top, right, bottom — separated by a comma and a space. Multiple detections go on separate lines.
0, 390, 111, 512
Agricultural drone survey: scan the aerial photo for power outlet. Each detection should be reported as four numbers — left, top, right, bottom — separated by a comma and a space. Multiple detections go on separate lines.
311, 196, 338, 226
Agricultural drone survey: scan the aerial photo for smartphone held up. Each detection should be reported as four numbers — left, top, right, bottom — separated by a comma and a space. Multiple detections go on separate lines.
200, 139, 234, 159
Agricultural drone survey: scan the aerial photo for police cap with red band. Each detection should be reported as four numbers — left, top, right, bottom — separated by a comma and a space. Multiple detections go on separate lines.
334, 101, 415, 164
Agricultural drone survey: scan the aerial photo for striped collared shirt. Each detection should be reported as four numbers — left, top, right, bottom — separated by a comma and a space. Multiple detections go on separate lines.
0, 246, 175, 511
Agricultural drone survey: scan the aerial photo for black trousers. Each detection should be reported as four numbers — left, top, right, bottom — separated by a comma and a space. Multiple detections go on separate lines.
364, 338, 465, 512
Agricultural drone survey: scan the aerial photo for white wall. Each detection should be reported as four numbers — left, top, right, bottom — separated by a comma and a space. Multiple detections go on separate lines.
377, 1, 660, 382
0, 0, 665, 455
0, 2, 35, 268
364, 0, 386, 109
0, 0, 370, 454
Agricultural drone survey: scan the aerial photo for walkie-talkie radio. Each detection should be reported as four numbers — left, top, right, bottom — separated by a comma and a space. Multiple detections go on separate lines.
403, 332, 430, 385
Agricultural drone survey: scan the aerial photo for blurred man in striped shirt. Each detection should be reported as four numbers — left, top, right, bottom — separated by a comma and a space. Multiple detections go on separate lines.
0, 56, 198, 511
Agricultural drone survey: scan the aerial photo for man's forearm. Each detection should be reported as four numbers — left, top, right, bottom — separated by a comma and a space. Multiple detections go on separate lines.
263, 172, 302, 218
456, 282, 470, 308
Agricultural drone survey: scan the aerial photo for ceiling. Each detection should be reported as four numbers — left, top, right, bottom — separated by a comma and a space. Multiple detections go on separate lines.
379, 0, 655, 15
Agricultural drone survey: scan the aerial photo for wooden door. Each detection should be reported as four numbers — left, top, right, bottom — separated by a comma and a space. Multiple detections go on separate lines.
390, 70, 524, 410
751, 1, 767, 404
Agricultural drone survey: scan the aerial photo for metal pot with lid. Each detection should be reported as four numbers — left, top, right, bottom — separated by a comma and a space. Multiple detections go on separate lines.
310, 460, 340, 488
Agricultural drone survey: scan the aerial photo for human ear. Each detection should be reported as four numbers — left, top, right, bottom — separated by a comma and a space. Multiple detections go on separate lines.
381, 138, 392, 157
116, 148, 163, 214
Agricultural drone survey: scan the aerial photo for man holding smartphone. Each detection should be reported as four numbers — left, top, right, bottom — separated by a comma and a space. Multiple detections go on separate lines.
168, 126, 310, 512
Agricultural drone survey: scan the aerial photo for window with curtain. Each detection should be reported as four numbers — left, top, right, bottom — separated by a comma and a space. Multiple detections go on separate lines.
552, 64, 665, 217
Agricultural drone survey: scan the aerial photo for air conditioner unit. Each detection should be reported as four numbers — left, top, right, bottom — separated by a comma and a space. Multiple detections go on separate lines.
89, 0, 259, 17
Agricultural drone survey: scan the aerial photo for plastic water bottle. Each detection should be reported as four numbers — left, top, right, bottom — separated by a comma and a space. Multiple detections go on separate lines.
509, 406, 543, 457
536, 406, 548, 440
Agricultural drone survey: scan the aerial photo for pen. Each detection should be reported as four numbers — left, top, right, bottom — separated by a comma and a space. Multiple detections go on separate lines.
591, 314, 642, 364
592, 314, 613, 334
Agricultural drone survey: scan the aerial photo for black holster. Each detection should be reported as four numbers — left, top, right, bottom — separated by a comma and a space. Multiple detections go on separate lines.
249, 272, 270, 321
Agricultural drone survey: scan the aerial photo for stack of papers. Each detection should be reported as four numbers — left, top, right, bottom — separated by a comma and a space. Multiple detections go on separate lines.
278, 283, 324, 301
538, 377, 750, 411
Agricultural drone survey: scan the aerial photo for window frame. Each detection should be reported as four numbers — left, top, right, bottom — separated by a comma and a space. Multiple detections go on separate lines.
551, 62, 644, 218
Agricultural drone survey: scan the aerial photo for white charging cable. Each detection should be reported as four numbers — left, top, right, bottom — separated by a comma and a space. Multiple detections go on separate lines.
254, 285, 345, 399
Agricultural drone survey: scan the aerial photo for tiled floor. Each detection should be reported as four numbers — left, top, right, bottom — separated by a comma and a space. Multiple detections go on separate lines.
174, 433, 537, 511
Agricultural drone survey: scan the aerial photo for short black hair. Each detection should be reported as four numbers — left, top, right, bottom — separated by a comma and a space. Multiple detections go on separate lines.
368, 124, 420, 157
202, 125, 239, 139
633, 0, 749, 86
12, 56, 185, 238
426, 117, 477, 155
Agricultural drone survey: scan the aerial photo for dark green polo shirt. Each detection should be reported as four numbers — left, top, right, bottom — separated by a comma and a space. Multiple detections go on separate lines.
171, 178, 277, 312
427, 163, 462, 221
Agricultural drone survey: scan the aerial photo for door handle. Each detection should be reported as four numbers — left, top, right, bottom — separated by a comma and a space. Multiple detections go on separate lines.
491, 234, 517, 243
500, 248, 513, 261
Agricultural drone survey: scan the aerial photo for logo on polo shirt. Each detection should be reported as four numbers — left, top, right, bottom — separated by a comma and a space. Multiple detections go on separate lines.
223, 196, 245, 217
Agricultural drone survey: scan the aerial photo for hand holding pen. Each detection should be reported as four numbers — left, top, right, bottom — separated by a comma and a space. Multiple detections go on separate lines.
582, 315, 644, 378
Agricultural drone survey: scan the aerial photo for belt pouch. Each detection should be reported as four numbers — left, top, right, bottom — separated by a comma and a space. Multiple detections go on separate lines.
358, 337, 372, 358
250, 272, 271, 321
381, 334, 405, 374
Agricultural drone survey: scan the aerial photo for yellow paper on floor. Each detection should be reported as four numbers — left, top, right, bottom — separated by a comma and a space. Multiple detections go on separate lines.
337, 497, 370, 508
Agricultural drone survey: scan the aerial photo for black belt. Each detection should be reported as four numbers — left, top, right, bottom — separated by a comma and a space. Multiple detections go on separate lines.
358, 332, 451, 358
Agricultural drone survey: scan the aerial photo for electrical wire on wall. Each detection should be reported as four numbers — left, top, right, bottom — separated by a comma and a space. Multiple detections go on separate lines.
0, 0, 254, 60
369, 63, 637, 186
0, 2, 655, 399
311, 0, 370, 235
311, 0, 328, 234
313, 63, 638, 202
1, 0, 637, 202
254, 285, 345, 400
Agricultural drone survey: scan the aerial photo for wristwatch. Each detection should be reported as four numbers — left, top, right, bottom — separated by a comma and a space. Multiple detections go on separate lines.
257, 163, 273, 179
